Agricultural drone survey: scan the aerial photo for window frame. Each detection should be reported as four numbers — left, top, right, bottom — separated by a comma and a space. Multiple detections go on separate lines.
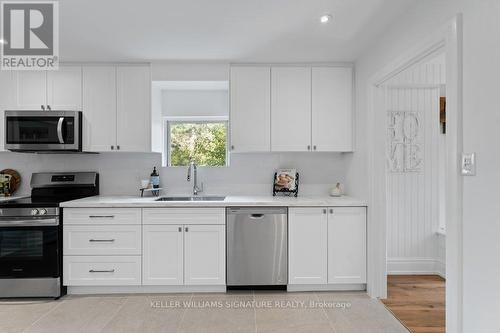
163, 116, 230, 168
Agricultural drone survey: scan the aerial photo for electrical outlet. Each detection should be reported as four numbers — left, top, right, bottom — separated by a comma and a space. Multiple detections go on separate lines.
461, 153, 476, 176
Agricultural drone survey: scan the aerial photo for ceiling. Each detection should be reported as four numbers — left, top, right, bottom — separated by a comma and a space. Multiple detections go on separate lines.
59, 0, 417, 62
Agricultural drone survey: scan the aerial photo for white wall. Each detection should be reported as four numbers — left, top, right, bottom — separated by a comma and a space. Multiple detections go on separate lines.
352, 0, 500, 331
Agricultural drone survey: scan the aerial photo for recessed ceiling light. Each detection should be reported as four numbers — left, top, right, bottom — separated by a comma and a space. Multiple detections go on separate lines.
320, 14, 332, 24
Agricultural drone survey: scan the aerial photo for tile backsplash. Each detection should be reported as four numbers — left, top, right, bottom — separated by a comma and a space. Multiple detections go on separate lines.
0, 152, 348, 197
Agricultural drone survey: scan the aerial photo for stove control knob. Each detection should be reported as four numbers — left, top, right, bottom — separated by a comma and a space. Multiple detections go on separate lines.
31, 209, 39, 216
39, 209, 47, 215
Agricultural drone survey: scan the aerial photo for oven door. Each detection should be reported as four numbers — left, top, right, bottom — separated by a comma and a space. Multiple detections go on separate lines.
0, 217, 60, 278
5, 111, 81, 151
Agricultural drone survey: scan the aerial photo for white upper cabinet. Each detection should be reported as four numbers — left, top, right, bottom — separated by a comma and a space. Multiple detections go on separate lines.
82, 64, 151, 153
14, 71, 47, 110
328, 207, 366, 284
116, 65, 151, 152
288, 207, 328, 285
271, 67, 312, 152
0, 70, 16, 151
47, 65, 82, 110
230, 66, 271, 152
82, 66, 117, 152
14, 66, 82, 111
312, 67, 353, 152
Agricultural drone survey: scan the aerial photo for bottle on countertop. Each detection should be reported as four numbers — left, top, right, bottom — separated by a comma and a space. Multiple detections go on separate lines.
150, 167, 160, 189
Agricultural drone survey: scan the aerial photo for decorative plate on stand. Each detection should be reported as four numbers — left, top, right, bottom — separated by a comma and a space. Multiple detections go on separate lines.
0, 169, 21, 196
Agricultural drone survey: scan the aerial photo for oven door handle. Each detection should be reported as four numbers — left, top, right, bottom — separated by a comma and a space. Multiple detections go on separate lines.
57, 117, 65, 144
0, 217, 59, 227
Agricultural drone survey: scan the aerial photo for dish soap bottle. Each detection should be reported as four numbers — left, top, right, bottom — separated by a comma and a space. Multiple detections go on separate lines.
150, 167, 160, 189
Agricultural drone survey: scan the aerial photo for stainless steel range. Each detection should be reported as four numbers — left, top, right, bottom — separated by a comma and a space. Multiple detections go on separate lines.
0, 172, 98, 298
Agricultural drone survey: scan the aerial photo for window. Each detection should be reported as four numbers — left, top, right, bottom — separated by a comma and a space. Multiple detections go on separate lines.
166, 120, 228, 167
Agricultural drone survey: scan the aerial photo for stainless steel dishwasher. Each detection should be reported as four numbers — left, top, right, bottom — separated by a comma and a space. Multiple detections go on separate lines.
226, 207, 287, 287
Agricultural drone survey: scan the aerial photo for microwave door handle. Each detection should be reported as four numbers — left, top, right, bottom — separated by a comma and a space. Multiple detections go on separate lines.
57, 117, 65, 144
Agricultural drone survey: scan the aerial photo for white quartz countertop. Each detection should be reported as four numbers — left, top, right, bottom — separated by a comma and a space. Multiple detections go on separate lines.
60, 195, 367, 208
0, 196, 27, 202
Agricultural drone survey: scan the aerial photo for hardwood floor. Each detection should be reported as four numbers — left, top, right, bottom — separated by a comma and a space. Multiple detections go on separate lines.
382, 275, 445, 333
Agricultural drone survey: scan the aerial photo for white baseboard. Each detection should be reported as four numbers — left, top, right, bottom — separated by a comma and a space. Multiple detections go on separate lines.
287, 284, 366, 292
67, 285, 226, 295
435, 259, 446, 279
387, 257, 444, 276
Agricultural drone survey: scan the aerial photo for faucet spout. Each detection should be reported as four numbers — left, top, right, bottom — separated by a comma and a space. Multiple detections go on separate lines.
187, 161, 202, 195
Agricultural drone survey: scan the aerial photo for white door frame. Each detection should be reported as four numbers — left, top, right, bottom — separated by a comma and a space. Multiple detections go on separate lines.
366, 15, 463, 333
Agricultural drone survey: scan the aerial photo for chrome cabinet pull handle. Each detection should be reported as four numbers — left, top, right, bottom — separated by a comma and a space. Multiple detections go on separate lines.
89, 215, 115, 219
178, 227, 182, 232
329, 209, 333, 214
307, 145, 311, 151
323, 209, 327, 214
41, 105, 45, 111
89, 239, 115, 242
89, 269, 115, 273
47, 105, 51, 111
185, 227, 189, 232
313, 145, 317, 151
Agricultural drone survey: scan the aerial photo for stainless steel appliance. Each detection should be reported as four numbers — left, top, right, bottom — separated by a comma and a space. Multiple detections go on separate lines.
0, 172, 99, 298
5, 111, 82, 152
226, 207, 287, 287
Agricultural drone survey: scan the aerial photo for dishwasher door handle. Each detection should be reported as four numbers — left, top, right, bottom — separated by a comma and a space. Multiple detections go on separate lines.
249, 214, 265, 219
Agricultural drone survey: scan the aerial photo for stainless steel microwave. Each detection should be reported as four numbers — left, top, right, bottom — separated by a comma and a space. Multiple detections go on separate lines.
5, 111, 82, 152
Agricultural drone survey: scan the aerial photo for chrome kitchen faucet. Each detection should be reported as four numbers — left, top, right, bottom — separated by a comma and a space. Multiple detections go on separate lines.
187, 161, 203, 195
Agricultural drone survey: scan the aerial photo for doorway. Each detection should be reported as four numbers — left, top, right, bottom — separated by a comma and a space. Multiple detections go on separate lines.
366, 16, 463, 333
378, 51, 447, 332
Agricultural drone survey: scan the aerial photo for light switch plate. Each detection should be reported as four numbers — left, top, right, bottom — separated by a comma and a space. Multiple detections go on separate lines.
461, 153, 476, 176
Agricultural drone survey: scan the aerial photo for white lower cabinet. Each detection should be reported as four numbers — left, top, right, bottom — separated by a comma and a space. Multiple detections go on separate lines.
289, 207, 366, 287
288, 208, 328, 284
142, 225, 184, 285
184, 225, 225, 285
63, 256, 141, 286
63, 225, 141, 256
142, 208, 226, 286
63, 208, 226, 289
328, 207, 366, 284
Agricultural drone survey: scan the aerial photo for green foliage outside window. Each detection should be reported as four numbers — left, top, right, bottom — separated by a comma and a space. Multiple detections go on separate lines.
169, 122, 227, 167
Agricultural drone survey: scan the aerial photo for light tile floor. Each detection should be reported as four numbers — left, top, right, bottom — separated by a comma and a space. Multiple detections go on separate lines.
0, 291, 408, 333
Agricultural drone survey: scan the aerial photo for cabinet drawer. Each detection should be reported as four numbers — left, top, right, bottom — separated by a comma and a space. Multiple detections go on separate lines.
143, 208, 225, 225
64, 225, 141, 255
64, 208, 141, 225
63, 256, 141, 286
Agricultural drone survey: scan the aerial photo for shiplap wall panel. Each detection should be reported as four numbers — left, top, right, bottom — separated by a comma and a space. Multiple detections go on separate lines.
384, 54, 445, 273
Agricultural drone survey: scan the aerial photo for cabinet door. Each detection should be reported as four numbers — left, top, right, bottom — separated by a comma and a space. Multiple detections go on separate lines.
14, 71, 46, 110
288, 207, 328, 284
0, 70, 16, 151
312, 67, 353, 152
271, 67, 311, 152
47, 65, 82, 110
116, 65, 151, 152
328, 207, 366, 284
82, 66, 117, 152
230, 66, 271, 152
142, 225, 184, 285
184, 225, 225, 285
